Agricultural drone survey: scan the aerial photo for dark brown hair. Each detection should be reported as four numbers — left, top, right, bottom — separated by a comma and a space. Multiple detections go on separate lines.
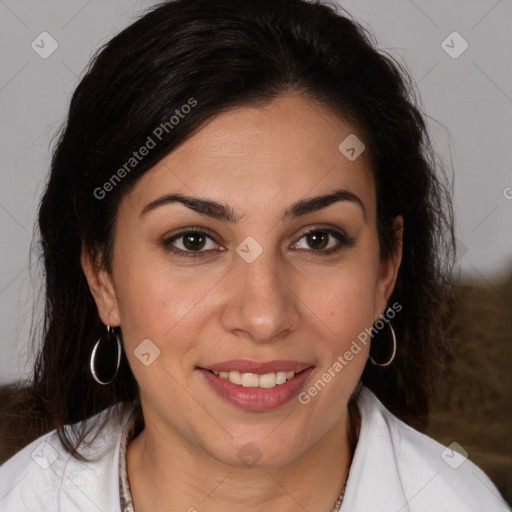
4, 0, 454, 460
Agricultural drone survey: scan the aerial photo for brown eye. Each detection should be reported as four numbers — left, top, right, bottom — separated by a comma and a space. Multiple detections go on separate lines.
292, 228, 354, 255
182, 232, 207, 251
162, 229, 220, 258
306, 231, 329, 250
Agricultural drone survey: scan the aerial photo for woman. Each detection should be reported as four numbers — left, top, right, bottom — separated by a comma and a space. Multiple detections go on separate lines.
0, 0, 508, 510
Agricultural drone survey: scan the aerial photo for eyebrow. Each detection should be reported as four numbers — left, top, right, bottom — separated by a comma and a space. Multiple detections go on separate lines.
140, 188, 366, 222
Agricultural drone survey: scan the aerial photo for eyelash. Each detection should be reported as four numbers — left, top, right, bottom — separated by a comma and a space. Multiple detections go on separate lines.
161, 227, 355, 259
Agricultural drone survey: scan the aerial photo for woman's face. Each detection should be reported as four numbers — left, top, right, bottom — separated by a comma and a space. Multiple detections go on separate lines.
84, 92, 401, 467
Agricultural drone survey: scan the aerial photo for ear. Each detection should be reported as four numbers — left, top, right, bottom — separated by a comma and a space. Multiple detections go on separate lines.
80, 246, 121, 327
374, 215, 403, 317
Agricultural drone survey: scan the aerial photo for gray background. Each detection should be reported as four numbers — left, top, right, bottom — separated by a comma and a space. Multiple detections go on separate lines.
1, 0, 511, 385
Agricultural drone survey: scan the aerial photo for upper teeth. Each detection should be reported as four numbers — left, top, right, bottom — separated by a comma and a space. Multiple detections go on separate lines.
212, 370, 296, 388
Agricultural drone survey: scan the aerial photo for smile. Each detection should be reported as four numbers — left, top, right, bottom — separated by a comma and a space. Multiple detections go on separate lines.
197, 360, 315, 411
212, 370, 297, 388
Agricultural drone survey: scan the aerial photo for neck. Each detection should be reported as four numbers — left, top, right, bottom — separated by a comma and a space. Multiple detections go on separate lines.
126, 409, 356, 512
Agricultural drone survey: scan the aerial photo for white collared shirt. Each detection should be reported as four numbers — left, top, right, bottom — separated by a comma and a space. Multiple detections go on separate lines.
0, 387, 509, 511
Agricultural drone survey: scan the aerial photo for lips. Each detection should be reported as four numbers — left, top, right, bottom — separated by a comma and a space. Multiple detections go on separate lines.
197, 360, 315, 411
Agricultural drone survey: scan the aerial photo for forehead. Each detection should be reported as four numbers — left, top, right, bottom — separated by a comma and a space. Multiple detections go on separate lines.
120, 93, 376, 221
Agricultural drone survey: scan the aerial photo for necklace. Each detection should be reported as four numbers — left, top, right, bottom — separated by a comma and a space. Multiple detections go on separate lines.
330, 399, 360, 510
330, 480, 347, 511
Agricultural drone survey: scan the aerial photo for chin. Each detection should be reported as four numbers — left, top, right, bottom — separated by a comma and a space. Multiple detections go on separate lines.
204, 432, 312, 469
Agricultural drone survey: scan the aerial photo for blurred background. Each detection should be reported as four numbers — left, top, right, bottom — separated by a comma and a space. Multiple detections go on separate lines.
0, 0, 511, 504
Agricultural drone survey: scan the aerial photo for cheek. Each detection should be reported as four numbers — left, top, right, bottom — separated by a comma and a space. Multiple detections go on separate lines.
303, 255, 380, 334
112, 250, 225, 356
297, 266, 375, 418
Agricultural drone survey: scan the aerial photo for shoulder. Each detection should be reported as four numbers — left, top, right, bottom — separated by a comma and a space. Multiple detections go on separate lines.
0, 402, 135, 512
342, 387, 510, 512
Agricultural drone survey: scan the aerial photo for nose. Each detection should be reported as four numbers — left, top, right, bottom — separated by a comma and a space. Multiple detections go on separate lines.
220, 250, 302, 343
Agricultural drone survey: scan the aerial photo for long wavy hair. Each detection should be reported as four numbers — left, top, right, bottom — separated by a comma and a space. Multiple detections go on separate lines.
4, 0, 454, 460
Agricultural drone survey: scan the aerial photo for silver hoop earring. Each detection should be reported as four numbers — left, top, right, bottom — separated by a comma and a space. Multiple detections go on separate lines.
90, 326, 121, 385
370, 318, 397, 367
